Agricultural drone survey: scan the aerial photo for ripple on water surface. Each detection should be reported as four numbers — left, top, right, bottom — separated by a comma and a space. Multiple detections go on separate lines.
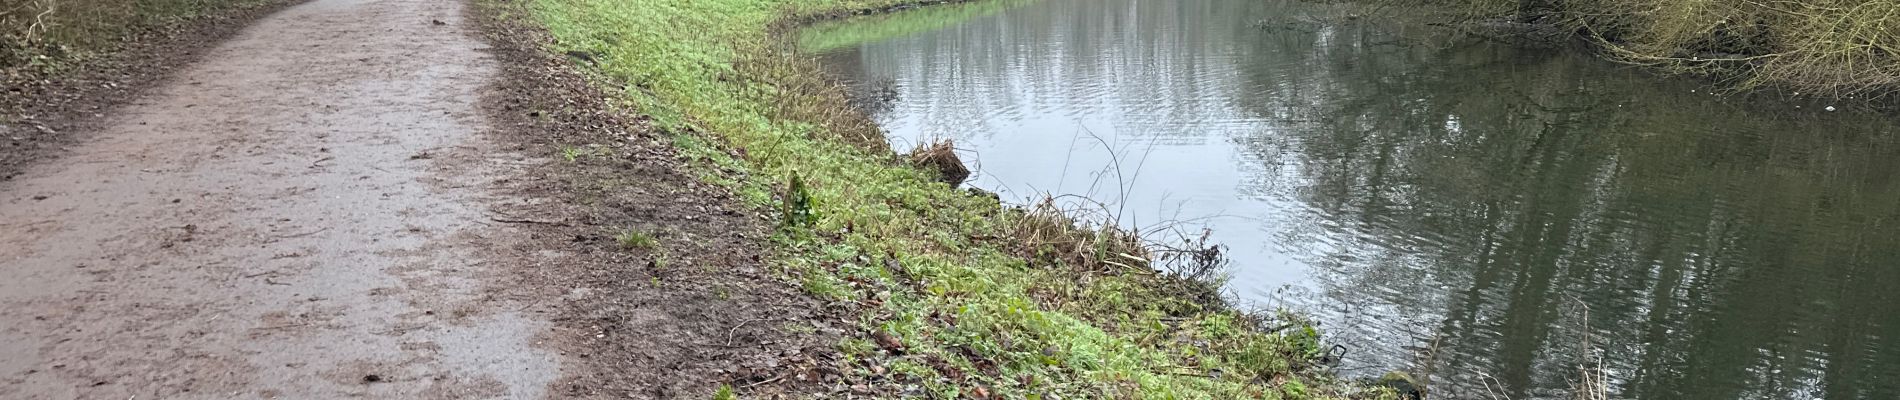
808, 0, 1900, 398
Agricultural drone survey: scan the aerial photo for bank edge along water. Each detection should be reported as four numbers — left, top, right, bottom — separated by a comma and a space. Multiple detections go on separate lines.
522, 0, 1389, 398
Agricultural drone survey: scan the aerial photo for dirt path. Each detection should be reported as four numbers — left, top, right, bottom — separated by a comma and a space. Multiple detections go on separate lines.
0, 0, 559, 398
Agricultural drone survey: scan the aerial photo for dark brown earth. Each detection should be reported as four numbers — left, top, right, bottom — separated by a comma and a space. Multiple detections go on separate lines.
0, 0, 303, 182
470, 2, 845, 398
1, 0, 846, 398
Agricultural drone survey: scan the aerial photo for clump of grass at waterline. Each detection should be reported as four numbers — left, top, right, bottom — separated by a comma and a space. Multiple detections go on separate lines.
522, 0, 1390, 398
1, 0, 277, 72
1390, 0, 1900, 97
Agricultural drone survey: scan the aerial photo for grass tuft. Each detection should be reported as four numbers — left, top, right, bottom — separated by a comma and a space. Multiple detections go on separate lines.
560, 145, 585, 162
615, 228, 658, 250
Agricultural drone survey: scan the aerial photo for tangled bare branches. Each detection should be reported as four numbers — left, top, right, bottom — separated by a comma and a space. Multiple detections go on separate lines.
1011, 195, 1153, 276
1565, 0, 1900, 97
1391, 0, 1900, 97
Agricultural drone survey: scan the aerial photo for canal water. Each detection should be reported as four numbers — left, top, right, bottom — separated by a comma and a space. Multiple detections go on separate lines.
801, 1, 1900, 398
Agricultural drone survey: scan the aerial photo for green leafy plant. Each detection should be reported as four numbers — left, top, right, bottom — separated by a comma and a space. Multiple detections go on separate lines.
779, 173, 817, 229
615, 228, 658, 249
560, 145, 585, 162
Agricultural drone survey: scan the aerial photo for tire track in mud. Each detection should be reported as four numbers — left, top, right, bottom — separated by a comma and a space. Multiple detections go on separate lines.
0, 0, 559, 398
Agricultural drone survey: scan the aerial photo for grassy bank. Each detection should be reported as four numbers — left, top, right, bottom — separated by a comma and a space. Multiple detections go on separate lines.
520, 0, 1385, 398
1, 0, 280, 72
1401, 0, 1900, 97
794, 0, 1031, 53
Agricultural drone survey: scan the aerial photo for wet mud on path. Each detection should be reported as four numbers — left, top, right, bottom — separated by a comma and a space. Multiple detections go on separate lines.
0, 0, 559, 397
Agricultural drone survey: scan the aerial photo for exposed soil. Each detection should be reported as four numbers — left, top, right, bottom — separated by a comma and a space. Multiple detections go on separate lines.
0, 0, 556, 397
470, 2, 846, 398
0, 0, 304, 181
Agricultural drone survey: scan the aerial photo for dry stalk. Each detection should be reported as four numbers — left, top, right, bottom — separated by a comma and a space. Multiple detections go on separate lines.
1568, 298, 1610, 400
1386, 0, 1900, 96
25, 0, 55, 43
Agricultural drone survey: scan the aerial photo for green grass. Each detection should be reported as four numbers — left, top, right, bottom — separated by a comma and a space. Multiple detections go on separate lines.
519, 0, 1381, 398
615, 228, 659, 250
795, 0, 1033, 53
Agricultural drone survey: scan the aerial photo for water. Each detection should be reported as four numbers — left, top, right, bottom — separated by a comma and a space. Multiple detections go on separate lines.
801, 1, 1900, 398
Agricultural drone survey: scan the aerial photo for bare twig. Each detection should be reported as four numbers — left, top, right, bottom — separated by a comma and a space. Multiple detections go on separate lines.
273, 227, 329, 238
724, 318, 768, 347
1569, 297, 1610, 400
25, 0, 55, 42
515, 299, 542, 312
488, 213, 565, 225
740, 375, 785, 388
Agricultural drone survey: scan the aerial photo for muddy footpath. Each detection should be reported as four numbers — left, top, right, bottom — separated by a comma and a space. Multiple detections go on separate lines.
0, 0, 565, 397
0, 0, 845, 397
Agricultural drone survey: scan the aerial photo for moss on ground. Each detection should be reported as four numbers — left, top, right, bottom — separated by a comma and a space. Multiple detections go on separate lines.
520, 0, 1389, 398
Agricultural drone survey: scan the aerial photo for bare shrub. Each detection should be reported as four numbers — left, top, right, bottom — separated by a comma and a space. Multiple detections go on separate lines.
905, 139, 970, 185
1374, 0, 1900, 97
1011, 195, 1152, 276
